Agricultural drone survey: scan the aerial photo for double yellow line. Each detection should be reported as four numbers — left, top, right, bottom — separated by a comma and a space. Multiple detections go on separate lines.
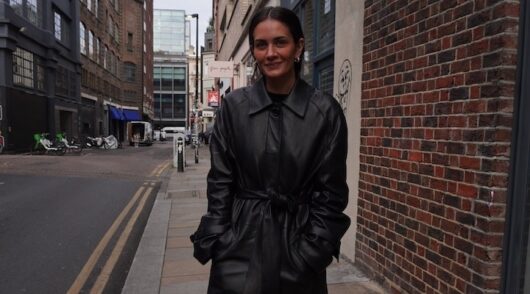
149, 160, 171, 178
67, 165, 165, 293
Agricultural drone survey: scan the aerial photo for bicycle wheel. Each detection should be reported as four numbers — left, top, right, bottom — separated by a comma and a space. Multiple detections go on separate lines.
31, 144, 45, 155
56, 147, 66, 156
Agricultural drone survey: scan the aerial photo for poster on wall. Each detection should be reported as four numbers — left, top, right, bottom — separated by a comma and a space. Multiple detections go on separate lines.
208, 90, 220, 107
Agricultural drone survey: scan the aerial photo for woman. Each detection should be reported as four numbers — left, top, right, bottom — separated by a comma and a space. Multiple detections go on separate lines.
191, 6, 350, 294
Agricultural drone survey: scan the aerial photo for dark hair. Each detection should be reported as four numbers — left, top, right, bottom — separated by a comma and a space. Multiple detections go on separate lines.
248, 6, 305, 77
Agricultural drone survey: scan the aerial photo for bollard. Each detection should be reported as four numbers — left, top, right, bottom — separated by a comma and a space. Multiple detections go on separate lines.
177, 144, 184, 172
173, 133, 186, 172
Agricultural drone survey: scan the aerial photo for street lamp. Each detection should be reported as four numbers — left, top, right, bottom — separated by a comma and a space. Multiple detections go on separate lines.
189, 13, 199, 164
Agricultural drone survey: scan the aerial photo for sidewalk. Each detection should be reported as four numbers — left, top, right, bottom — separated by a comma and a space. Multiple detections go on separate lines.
122, 145, 386, 294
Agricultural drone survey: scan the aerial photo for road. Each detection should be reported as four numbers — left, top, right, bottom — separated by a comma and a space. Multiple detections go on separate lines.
0, 141, 173, 294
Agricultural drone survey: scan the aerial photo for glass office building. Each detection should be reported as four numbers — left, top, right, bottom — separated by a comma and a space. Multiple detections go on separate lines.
153, 9, 187, 127
153, 66, 186, 120
153, 10, 186, 55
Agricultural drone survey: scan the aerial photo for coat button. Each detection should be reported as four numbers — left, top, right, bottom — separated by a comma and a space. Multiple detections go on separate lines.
271, 106, 280, 118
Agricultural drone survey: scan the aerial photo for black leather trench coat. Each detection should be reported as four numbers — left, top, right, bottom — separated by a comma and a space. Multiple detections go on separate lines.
191, 78, 350, 294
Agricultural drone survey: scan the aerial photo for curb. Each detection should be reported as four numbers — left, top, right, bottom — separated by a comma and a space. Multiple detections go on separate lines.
121, 168, 174, 294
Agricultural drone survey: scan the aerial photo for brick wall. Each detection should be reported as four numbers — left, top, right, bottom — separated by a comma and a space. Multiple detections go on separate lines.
357, 0, 520, 293
121, 0, 143, 106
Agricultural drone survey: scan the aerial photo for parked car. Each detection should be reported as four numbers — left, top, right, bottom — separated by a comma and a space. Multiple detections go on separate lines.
153, 129, 167, 141
161, 126, 185, 135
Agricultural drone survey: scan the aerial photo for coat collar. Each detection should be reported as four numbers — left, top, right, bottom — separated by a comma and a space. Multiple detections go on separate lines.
248, 78, 313, 117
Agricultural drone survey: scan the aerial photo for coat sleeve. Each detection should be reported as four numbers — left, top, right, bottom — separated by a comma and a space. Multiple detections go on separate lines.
190, 104, 235, 264
298, 103, 351, 273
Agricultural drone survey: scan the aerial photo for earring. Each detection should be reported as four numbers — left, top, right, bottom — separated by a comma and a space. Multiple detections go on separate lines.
294, 57, 300, 63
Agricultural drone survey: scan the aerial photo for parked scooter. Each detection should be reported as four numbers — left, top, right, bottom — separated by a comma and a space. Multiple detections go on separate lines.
31, 133, 66, 155
56, 133, 82, 154
84, 135, 121, 149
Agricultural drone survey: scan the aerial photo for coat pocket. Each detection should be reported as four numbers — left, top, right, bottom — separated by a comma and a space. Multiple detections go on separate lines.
283, 232, 316, 283
211, 228, 235, 261
190, 214, 230, 264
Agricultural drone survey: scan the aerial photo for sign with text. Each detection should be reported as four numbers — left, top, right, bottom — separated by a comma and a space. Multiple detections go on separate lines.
208, 90, 220, 107
202, 110, 215, 118
207, 61, 234, 78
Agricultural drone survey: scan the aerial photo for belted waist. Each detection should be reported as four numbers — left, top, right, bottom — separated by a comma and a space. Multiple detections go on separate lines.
236, 188, 309, 213
235, 188, 311, 293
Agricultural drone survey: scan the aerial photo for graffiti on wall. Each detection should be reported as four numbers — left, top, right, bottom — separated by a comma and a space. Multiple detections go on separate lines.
336, 59, 352, 112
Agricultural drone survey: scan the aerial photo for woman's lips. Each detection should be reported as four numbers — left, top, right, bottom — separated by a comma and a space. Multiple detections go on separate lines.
264, 62, 281, 68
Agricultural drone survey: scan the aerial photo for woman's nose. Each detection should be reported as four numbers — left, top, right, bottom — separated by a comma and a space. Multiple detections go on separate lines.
265, 44, 277, 58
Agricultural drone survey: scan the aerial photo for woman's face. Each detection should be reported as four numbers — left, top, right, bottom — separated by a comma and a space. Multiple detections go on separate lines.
252, 19, 304, 85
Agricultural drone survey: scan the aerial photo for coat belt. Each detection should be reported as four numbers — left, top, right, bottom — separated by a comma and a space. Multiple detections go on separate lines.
236, 188, 308, 294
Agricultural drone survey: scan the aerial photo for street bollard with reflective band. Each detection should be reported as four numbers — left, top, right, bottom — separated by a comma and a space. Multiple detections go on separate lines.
173, 134, 186, 172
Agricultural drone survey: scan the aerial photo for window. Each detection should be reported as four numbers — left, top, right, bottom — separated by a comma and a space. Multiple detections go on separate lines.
114, 23, 119, 43
54, 10, 70, 43
88, 31, 94, 60
127, 32, 133, 52
124, 90, 137, 100
10, 0, 23, 15
123, 62, 136, 82
108, 17, 114, 37
98, 39, 103, 64
95, 38, 100, 64
80, 22, 87, 55
103, 46, 108, 69
10, 0, 41, 27
55, 66, 69, 97
12, 47, 44, 90
54, 12, 62, 40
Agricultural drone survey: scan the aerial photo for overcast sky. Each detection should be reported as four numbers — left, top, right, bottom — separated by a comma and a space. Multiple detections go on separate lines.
154, 0, 213, 52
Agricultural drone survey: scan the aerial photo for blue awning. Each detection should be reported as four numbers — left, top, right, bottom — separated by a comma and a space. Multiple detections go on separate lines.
110, 106, 125, 121
123, 109, 141, 121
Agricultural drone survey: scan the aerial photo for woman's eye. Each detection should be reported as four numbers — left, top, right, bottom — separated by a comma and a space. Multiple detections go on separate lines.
254, 42, 267, 49
274, 39, 288, 47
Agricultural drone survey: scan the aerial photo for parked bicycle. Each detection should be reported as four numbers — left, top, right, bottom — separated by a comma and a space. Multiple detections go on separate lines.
31, 133, 66, 155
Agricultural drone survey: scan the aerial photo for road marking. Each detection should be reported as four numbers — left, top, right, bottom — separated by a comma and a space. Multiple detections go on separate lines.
66, 186, 146, 294
149, 162, 165, 177
90, 186, 153, 294
155, 160, 171, 177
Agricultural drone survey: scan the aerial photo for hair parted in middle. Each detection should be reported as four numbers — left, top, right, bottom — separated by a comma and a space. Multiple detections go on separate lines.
248, 6, 305, 77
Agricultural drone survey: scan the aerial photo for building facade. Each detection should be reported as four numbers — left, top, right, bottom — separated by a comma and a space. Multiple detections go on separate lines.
153, 9, 188, 129
201, 28, 216, 130
80, 0, 152, 142
121, 0, 154, 122
0, 0, 81, 151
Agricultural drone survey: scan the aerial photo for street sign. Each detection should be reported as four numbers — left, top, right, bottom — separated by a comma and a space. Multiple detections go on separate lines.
208, 90, 220, 107
207, 61, 234, 78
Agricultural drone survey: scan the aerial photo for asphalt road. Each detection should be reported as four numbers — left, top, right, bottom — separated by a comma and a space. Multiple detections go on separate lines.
0, 141, 173, 294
